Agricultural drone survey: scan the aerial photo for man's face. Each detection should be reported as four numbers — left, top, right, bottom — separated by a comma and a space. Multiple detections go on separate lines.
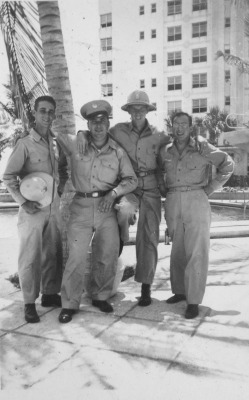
172, 115, 191, 143
33, 101, 56, 130
88, 114, 109, 144
128, 105, 148, 124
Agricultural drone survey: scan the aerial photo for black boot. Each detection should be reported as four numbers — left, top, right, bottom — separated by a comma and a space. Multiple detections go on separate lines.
138, 283, 151, 307
24, 303, 40, 323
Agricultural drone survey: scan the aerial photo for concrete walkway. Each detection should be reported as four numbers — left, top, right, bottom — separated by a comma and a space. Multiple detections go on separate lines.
0, 212, 249, 399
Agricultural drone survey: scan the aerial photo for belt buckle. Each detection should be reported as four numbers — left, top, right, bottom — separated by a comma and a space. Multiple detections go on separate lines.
92, 192, 98, 198
139, 171, 146, 177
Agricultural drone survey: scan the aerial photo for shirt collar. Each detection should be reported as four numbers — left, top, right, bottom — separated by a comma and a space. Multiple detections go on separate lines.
30, 128, 51, 143
89, 134, 114, 153
172, 136, 196, 149
128, 119, 152, 135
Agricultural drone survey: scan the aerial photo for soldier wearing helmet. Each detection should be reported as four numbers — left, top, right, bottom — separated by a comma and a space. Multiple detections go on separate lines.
77, 90, 171, 306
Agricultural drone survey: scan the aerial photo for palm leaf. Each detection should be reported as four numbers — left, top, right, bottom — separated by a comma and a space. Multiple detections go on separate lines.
215, 50, 249, 73
0, 2, 48, 125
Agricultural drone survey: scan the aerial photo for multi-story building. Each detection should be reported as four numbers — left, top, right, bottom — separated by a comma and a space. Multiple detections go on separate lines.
99, 0, 249, 130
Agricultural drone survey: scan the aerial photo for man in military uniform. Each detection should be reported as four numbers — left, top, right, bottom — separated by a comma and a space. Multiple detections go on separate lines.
3, 95, 68, 323
55, 100, 138, 323
159, 112, 234, 319
78, 91, 171, 307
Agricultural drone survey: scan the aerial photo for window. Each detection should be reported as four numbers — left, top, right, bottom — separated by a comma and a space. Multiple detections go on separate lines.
140, 79, 145, 88
225, 17, 231, 27
140, 31, 145, 39
192, 21, 207, 38
168, 26, 182, 41
168, 0, 182, 15
192, 73, 207, 88
192, 98, 207, 113
101, 38, 112, 51
151, 54, 157, 63
225, 96, 231, 106
224, 45, 230, 55
192, 47, 207, 63
152, 78, 157, 87
100, 13, 112, 28
140, 56, 145, 64
151, 29, 156, 38
139, 5, 144, 15
192, 0, 207, 11
101, 84, 113, 97
101, 61, 112, 74
151, 3, 156, 12
168, 51, 182, 66
168, 100, 182, 113
168, 76, 182, 90
225, 70, 231, 82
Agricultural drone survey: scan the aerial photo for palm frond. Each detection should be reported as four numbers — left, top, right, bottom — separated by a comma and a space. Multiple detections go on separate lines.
215, 50, 249, 73
0, 2, 48, 125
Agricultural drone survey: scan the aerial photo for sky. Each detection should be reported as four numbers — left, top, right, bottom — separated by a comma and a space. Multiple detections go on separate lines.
0, 0, 100, 130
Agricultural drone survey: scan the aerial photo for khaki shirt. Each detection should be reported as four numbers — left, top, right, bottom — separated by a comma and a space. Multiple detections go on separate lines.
159, 136, 234, 195
3, 128, 68, 205
57, 134, 137, 196
110, 120, 171, 189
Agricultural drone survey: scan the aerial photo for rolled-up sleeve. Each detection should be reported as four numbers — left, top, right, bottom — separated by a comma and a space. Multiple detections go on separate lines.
113, 149, 138, 197
201, 142, 234, 195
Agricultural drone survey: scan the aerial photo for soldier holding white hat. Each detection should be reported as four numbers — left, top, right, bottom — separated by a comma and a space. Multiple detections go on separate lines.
3, 95, 68, 323
54, 99, 137, 323
78, 90, 171, 307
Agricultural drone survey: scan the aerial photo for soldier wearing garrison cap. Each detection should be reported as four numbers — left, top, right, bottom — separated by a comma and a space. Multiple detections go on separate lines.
77, 90, 172, 307
54, 99, 137, 322
80, 99, 112, 120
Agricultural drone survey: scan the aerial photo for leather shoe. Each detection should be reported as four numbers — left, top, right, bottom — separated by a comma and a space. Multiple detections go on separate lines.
41, 294, 62, 307
138, 283, 151, 307
58, 308, 76, 323
24, 303, 40, 323
185, 304, 199, 319
92, 300, 113, 313
166, 294, 186, 304
138, 295, 151, 306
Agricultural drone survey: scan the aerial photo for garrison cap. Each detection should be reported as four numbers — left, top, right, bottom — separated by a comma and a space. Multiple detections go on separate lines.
80, 100, 112, 120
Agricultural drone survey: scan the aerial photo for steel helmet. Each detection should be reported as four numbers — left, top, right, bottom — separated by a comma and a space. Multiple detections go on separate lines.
121, 90, 156, 112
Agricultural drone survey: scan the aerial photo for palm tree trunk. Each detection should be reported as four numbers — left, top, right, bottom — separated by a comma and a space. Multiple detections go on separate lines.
37, 1, 75, 135
37, 1, 76, 266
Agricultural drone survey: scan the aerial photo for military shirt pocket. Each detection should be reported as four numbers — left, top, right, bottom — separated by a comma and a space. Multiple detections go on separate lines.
74, 154, 92, 176
145, 148, 157, 169
29, 151, 49, 164
98, 159, 119, 183
185, 157, 207, 185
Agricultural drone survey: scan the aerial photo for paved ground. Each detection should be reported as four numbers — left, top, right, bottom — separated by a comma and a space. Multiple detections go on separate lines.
0, 210, 249, 399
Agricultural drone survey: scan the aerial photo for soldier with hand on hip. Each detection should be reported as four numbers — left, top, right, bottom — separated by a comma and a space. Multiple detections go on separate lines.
159, 112, 234, 319
54, 100, 138, 323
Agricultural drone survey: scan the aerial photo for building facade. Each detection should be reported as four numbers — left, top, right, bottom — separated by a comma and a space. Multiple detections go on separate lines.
98, 0, 249, 130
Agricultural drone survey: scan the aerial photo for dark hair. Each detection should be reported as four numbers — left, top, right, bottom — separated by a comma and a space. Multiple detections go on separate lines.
172, 112, 192, 127
34, 95, 56, 111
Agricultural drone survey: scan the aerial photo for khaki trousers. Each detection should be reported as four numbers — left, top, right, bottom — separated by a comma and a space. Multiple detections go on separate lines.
165, 189, 211, 304
116, 189, 161, 285
17, 197, 62, 304
61, 197, 119, 309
